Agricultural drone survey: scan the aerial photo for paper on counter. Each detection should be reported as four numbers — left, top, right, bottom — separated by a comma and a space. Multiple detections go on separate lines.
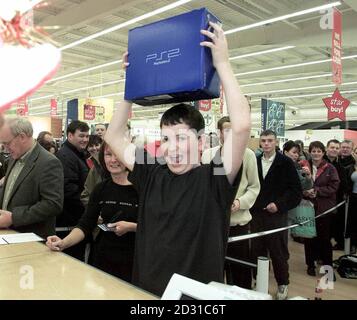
1, 233, 44, 244
0, 237, 8, 245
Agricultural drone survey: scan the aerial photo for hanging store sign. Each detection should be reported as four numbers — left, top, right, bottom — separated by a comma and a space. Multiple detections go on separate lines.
50, 98, 57, 117
198, 100, 212, 112
16, 97, 28, 116
261, 99, 285, 137
323, 88, 350, 121
332, 8, 342, 85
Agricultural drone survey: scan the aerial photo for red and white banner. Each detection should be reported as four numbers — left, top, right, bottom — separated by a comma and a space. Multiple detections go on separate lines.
332, 8, 342, 85
50, 98, 57, 117
323, 88, 350, 121
16, 98, 28, 116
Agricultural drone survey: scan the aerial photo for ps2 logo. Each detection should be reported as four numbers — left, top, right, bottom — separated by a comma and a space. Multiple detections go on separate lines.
146, 48, 181, 65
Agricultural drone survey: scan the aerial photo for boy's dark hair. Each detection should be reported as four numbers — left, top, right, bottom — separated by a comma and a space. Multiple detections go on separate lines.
217, 116, 230, 131
283, 140, 300, 153
160, 104, 205, 135
309, 141, 326, 153
87, 134, 103, 148
67, 120, 89, 135
260, 129, 277, 138
327, 139, 340, 147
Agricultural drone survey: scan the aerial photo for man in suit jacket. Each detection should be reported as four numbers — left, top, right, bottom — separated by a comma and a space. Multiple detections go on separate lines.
0, 118, 64, 238
251, 129, 302, 300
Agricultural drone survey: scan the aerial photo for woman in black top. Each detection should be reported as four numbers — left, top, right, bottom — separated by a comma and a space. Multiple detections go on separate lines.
46, 141, 138, 282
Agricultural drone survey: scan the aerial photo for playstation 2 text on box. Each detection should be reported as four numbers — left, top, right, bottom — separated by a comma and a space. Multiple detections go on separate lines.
124, 8, 221, 106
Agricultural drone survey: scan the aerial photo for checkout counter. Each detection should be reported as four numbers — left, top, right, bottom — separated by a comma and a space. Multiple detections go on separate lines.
0, 230, 157, 300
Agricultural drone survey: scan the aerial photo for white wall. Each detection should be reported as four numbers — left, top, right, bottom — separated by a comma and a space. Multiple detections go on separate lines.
284, 129, 345, 147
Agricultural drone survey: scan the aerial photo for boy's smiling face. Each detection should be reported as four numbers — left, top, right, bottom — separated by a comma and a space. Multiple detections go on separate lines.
160, 123, 204, 175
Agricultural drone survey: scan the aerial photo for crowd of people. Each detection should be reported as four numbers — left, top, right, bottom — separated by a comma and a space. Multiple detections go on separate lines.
0, 22, 356, 300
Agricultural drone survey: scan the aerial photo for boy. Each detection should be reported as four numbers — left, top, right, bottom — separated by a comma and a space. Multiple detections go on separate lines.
105, 22, 251, 295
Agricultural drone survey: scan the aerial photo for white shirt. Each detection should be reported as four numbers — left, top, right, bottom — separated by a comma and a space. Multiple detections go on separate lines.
262, 152, 276, 179
201, 146, 260, 226
312, 165, 317, 181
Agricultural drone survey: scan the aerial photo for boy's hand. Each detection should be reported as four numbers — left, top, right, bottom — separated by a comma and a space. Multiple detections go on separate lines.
122, 51, 129, 70
200, 21, 229, 69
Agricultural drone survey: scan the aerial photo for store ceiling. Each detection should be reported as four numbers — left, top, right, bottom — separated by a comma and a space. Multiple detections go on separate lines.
14, 0, 357, 130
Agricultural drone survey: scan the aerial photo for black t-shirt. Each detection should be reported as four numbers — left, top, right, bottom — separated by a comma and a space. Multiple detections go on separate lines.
128, 149, 241, 296
76, 178, 139, 280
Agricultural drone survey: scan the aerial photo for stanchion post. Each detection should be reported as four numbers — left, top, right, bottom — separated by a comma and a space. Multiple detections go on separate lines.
344, 196, 351, 254
256, 256, 269, 294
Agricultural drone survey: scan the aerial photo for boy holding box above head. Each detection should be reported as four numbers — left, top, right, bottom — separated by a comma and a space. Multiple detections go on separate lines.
105, 22, 251, 296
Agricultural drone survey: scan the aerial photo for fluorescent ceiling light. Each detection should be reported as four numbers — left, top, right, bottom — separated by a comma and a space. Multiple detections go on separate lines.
225, 1, 341, 35
229, 46, 294, 61
31, 94, 55, 102
30, 110, 51, 116
236, 58, 330, 76
91, 92, 124, 99
61, 79, 125, 95
33, 49, 299, 101
288, 106, 299, 110
133, 107, 168, 114
235, 54, 357, 77
59, 0, 193, 51
48, 47, 296, 87
241, 74, 331, 87
29, 104, 54, 111
47, 60, 122, 83
31, 79, 125, 102
246, 81, 357, 96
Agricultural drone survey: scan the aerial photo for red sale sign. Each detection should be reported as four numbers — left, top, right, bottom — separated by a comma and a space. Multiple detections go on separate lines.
198, 100, 212, 112
16, 98, 28, 116
50, 98, 57, 117
332, 8, 342, 85
323, 88, 350, 121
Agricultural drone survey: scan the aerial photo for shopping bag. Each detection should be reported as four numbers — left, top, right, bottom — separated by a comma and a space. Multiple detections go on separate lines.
336, 255, 357, 279
288, 199, 316, 238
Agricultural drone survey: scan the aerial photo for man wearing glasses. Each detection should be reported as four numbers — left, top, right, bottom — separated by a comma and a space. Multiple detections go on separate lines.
0, 118, 64, 238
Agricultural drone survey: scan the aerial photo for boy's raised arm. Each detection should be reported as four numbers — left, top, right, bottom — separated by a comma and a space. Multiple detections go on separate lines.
105, 99, 136, 171
201, 22, 251, 184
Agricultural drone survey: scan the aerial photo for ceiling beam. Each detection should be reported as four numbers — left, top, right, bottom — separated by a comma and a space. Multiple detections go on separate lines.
226, 11, 357, 48
343, 0, 357, 12
37, 0, 146, 33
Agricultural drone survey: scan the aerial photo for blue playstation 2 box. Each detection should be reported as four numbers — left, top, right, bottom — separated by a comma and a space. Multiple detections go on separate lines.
124, 8, 221, 106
